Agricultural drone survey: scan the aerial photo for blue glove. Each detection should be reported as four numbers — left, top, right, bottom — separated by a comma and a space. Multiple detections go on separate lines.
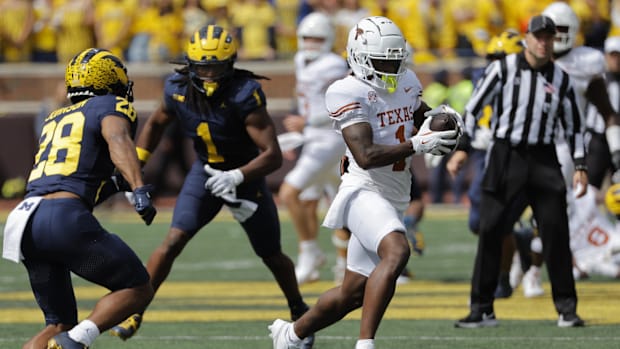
133, 185, 156, 225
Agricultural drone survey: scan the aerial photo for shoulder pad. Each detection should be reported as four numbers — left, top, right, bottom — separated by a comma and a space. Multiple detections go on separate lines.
325, 77, 367, 121
556, 47, 605, 80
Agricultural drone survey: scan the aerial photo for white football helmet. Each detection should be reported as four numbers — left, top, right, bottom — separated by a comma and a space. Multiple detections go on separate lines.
346, 16, 409, 93
542, 2, 579, 53
297, 12, 334, 61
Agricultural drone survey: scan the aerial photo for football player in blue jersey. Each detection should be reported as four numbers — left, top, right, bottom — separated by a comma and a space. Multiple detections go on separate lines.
110, 25, 314, 348
1, 48, 157, 349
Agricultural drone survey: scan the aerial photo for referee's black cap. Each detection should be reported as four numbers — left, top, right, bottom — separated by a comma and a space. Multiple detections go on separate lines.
527, 15, 556, 34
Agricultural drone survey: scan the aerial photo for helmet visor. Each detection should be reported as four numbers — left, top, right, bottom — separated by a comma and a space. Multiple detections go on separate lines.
370, 59, 402, 75
190, 62, 230, 82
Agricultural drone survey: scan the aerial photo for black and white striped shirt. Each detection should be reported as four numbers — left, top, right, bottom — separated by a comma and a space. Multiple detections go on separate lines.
464, 52, 586, 165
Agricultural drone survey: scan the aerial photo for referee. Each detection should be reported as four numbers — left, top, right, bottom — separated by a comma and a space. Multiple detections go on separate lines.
452, 15, 588, 328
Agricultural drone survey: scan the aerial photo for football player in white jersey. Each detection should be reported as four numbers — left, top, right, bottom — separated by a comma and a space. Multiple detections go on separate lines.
585, 36, 620, 187
543, 2, 620, 187
568, 37, 620, 280
277, 12, 350, 285
269, 16, 461, 349
517, 2, 620, 288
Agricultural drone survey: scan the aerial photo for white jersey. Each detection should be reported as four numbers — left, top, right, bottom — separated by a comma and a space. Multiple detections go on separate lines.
324, 70, 423, 210
568, 184, 620, 278
554, 47, 605, 186
294, 51, 350, 128
283, 51, 349, 197
554, 46, 606, 129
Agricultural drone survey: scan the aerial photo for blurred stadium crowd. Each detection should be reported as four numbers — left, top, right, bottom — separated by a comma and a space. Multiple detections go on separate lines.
0, 0, 618, 66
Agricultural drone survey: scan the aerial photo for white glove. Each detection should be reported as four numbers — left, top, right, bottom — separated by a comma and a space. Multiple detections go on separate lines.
124, 191, 136, 206
203, 164, 244, 197
470, 127, 492, 150
410, 116, 458, 155
424, 153, 443, 168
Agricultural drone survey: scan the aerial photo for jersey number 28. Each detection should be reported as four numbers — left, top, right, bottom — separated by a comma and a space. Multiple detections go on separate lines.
28, 112, 85, 182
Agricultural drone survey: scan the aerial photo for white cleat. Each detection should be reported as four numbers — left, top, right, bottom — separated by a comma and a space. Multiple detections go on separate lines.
522, 266, 544, 298
332, 262, 345, 285
295, 249, 326, 285
268, 319, 299, 349
508, 253, 523, 289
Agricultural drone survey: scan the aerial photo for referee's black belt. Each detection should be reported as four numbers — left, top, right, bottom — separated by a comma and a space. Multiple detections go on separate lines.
494, 139, 555, 151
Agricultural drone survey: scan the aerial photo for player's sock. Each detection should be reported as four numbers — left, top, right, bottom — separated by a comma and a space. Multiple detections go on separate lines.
68, 319, 100, 346
355, 339, 375, 349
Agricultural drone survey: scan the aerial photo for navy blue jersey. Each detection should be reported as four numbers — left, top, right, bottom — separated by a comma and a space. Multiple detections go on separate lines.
26, 95, 138, 207
162, 73, 266, 169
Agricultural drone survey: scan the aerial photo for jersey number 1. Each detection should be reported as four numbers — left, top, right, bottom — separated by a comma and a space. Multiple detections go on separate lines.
393, 125, 406, 171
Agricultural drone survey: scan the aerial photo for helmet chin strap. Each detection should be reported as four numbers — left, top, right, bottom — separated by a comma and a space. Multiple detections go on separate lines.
189, 71, 218, 97
203, 81, 218, 96
125, 80, 134, 102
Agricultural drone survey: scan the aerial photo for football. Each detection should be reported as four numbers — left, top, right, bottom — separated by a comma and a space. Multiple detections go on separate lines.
429, 112, 458, 132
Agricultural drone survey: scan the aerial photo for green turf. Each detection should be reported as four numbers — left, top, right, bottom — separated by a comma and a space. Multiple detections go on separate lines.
1, 205, 619, 349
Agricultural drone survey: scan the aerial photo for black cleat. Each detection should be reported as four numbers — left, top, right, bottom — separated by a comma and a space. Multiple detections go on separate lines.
558, 313, 585, 328
455, 311, 498, 328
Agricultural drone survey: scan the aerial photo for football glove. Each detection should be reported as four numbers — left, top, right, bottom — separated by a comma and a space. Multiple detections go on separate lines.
133, 185, 156, 225
470, 127, 492, 150
411, 116, 458, 155
203, 164, 244, 197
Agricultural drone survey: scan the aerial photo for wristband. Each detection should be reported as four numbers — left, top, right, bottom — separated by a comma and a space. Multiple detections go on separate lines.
136, 147, 151, 162
575, 164, 588, 172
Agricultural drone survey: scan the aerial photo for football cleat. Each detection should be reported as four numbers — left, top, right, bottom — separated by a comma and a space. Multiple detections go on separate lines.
558, 313, 585, 328
295, 249, 326, 285
268, 319, 298, 349
522, 266, 544, 298
47, 332, 87, 349
109, 313, 142, 340
454, 311, 498, 329
508, 253, 524, 289
290, 303, 314, 349
332, 258, 346, 285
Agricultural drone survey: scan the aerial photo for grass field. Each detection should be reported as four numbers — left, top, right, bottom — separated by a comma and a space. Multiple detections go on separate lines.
1, 203, 619, 349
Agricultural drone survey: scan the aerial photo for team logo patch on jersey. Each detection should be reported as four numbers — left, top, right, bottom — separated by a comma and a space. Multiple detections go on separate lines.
368, 91, 377, 103
173, 93, 186, 102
